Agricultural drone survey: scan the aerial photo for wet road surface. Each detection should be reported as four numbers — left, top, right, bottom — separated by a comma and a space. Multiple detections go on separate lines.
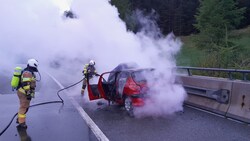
0, 71, 98, 141
76, 96, 250, 141
2, 68, 250, 141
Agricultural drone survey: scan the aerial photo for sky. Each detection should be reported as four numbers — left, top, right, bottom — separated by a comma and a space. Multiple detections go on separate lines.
0, 0, 186, 117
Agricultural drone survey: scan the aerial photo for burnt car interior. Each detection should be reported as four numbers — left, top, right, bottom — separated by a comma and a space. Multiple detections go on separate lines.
89, 84, 100, 97
101, 72, 119, 99
87, 62, 146, 101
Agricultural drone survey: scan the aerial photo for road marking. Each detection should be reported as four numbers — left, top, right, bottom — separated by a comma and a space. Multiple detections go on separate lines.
69, 97, 109, 141
48, 73, 109, 141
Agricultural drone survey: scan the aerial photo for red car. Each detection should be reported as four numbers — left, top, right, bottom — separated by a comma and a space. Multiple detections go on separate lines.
86, 63, 154, 116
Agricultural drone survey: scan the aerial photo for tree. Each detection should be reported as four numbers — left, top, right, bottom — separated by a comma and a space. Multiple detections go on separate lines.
238, 0, 250, 28
111, 0, 250, 36
194, 0, 246, 68
111, 0, 200, 35
194, 0, 245, 49
110, 0, 136, 31
130, 0, 199, 36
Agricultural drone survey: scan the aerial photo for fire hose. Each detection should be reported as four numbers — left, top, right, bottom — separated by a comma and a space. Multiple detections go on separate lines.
0, 78, 83, 136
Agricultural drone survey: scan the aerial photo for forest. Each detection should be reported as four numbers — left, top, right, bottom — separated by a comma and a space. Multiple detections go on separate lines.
110, 0, 250, 36
110, 0, 250, 70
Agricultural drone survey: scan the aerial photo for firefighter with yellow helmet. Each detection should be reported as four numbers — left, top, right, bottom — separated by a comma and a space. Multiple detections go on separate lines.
16, 59, 39, 128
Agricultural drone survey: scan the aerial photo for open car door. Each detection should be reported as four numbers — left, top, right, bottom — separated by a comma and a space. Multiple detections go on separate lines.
87, 72, 118, 101
86, 75, 103, 101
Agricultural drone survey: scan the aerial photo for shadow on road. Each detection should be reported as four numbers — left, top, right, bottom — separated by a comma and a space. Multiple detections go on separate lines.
16, 125, 32, 141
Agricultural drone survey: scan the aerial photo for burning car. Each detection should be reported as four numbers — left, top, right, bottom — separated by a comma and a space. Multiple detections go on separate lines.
86, 63, 154, 116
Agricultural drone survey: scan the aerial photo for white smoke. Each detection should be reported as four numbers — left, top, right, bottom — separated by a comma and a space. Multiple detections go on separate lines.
0, 0, 186, 116
131, 11, 187, 117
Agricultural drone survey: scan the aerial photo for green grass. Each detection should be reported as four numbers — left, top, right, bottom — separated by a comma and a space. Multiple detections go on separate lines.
176, 35, 206, 67
177, 26, 250, 69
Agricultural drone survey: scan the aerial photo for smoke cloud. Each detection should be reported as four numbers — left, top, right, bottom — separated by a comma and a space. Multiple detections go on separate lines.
0, 0, 186, 116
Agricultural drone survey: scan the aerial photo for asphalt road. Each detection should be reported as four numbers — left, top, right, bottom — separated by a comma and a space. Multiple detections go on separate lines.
2, 68, 250, 141
75, 95, 250, 141
0, 69, 97, 141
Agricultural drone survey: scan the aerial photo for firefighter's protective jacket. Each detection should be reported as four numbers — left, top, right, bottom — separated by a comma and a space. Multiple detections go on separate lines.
18, 69, 36, 98
83, 64, 97, 79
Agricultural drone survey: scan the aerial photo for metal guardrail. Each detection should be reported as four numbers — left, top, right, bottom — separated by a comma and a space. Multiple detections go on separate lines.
177, 66, 250, 81
183, 85, 230, 104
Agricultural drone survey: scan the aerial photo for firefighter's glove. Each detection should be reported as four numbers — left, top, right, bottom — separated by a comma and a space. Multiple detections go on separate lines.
26, 92, 32, 100
27, 96, 32, 100
30, 89, 35, 98
30, 93, 35, 98
26, 90, 35, 100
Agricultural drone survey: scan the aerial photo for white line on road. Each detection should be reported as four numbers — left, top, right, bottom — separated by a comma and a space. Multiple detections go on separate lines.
48, 73, 109, 141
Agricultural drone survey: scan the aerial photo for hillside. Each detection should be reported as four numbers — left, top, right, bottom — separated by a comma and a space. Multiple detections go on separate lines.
177, 26, 250, 69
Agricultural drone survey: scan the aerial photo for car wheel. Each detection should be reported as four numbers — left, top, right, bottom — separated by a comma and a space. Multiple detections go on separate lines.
124, 96, 134, 117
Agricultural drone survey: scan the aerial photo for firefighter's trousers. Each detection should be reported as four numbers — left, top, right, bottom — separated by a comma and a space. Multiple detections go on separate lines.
17, 91, 30, 124
81, 79, 87, 95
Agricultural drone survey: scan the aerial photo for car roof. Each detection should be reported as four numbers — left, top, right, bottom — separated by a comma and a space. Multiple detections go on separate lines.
110, 62, 154, 72
117, 68, 155, 73
107, 63, 154, 82
110, 62, 139, 72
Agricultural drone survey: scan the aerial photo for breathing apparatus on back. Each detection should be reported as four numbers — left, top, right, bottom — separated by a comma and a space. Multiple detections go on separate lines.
11, 67, 22, 91
11, 59, 41, 91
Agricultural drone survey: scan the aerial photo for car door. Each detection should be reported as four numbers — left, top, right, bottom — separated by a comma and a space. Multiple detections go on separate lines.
87, 76, 102, 100
87, 71, 116, 101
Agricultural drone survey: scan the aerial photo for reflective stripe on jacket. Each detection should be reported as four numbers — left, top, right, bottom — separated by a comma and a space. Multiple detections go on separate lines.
83, 64, 97, 75
83, 64, 89, 75
18, 70, 36, 95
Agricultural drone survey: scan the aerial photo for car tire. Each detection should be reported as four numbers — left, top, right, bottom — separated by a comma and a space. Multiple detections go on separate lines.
124, 96, 134, 117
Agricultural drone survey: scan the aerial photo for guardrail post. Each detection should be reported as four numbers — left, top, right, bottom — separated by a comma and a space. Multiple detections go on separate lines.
243, 73, 247, 81
228, 72, 233, 80
187, 69, 192, 76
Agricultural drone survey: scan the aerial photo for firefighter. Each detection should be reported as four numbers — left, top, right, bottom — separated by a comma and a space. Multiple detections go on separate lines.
81, 60, 98, 96
16, 59, 39, 128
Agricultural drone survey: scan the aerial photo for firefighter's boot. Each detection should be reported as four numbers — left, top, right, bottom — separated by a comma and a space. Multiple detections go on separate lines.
18, 122, 27, 129
81, 89, 85, 96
